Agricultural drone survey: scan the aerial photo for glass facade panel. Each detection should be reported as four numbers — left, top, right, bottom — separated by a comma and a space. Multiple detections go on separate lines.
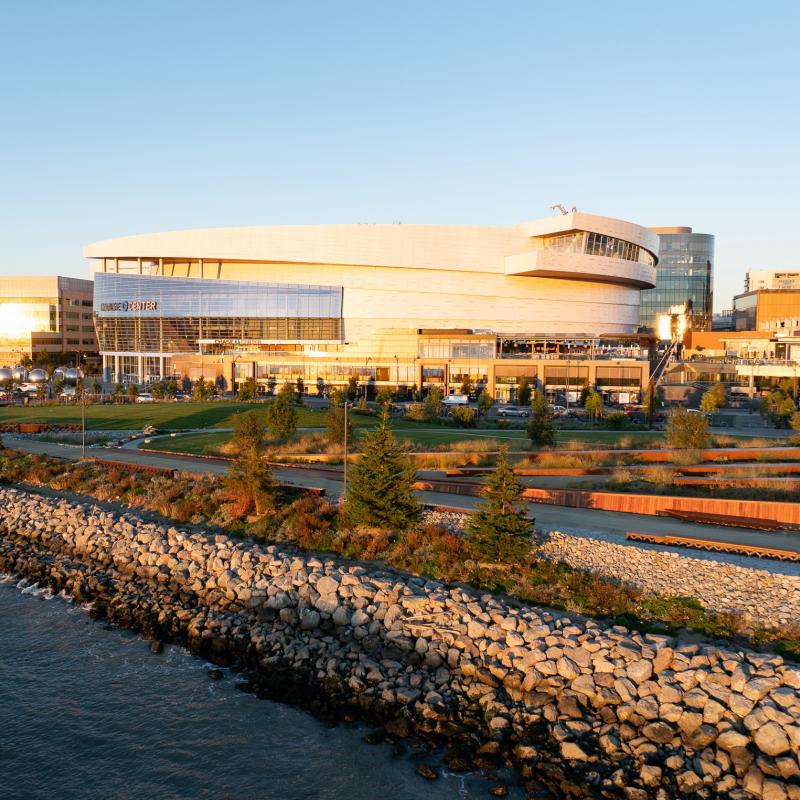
640, 232, 714, 332
94, 273, 343, 354
0, 301, 57, 346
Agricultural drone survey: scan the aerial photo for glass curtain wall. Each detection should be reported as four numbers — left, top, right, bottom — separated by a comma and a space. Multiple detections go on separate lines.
640, 232, 714, 332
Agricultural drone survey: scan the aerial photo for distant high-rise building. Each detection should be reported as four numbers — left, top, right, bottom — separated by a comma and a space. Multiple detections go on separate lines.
745, 269, 800, 292
640, 227, 714, 334
0, 276, 96, 362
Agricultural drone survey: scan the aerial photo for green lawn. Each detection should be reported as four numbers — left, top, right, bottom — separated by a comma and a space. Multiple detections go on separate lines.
139, 424, 667, 457
0, 401, 373, 432
142, 430, 233, 456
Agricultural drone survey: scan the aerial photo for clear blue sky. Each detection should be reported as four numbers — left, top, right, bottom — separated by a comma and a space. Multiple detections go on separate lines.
1, 0, 797, 310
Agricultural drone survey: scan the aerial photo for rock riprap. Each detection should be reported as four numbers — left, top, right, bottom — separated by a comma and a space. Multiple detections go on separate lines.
533, 531, 800, 629
1, 486, 798, 799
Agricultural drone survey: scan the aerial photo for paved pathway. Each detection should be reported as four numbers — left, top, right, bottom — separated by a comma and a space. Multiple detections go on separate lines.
7, 436, 800, 556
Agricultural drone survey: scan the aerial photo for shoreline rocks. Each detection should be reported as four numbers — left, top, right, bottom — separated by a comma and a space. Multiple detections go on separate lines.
1, 485, 799, 799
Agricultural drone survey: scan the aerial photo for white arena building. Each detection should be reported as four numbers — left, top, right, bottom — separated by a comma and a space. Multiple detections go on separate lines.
85, 211, 659, 402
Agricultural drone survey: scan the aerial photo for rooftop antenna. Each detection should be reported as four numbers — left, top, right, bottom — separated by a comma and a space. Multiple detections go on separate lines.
549, 203, 569, 215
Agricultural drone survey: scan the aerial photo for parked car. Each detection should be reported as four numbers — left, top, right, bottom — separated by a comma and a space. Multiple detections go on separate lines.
550, 405, 568, 416
497, 405, 530, 418
135, 392, 154, 403
443, 393, 469, 406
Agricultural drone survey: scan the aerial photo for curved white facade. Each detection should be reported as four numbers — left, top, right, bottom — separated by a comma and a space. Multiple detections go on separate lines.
86, 211, 657, 339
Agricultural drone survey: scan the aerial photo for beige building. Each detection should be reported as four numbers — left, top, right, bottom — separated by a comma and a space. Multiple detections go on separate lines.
0, 275, 97, 363
85, 211, 658, 401
745, 270, 800, 292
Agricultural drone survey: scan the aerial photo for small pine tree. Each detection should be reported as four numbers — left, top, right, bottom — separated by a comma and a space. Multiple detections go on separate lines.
467, 445, 532, 563
527, 402, 556, 447
232, 410, 268, 459
376, 386, 394, 407
266, 392, 298, 439
326, 403, 353, 446
460, 376, 474, 396
346, 375, 359, 401
224, 410, 275, 515
530, 388, 546, 410
127, 383, 138, 399
345, 410, 421, 529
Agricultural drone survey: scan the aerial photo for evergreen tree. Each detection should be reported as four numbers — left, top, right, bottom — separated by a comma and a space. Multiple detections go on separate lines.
376, 386, 394, 407
266, 390, 298, 439
527, 401, 556, 447
326, 391, 353, 445
346, 375, 359, 401
232, 410, 268, 458
460, 376, 474, 396
467, 445, 532, 562
224, 410, 275, 516
345, 410, 421, 529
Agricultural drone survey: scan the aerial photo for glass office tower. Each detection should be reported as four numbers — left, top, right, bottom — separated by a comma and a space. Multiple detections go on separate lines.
640, 227, 714, 334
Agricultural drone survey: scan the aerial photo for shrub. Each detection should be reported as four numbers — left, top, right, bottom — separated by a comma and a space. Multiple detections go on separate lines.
404, 403, 427, 422
665, 408, 711, 450
424, 385, 443, 420
451, 406, 477, 428
237, 377, 258, 401
605, 411, 626, 429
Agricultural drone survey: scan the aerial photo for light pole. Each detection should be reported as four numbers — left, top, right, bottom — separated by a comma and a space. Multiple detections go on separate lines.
79, 355, 86, 459
342, 401, 350, 502
363, 356, 371, 401
394, 354, 399, 396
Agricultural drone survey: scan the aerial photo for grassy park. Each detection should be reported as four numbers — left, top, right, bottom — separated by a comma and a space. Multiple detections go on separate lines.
0, 401, 371, 432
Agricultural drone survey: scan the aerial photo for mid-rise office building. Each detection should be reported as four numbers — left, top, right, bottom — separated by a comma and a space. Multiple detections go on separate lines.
640, 227, 714, 334
85, 211, 659, 402
0, 276, 97, 363
733, 288, 800, 333
745, 270, 800, 292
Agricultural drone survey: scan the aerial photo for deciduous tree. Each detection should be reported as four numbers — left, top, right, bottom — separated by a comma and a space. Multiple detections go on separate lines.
666, 408, 711, 449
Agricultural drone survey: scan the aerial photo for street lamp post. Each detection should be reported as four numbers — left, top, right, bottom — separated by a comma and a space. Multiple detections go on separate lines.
342, 401, 350, 502
363, 356, 371, 401
394, 354, 399, 396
